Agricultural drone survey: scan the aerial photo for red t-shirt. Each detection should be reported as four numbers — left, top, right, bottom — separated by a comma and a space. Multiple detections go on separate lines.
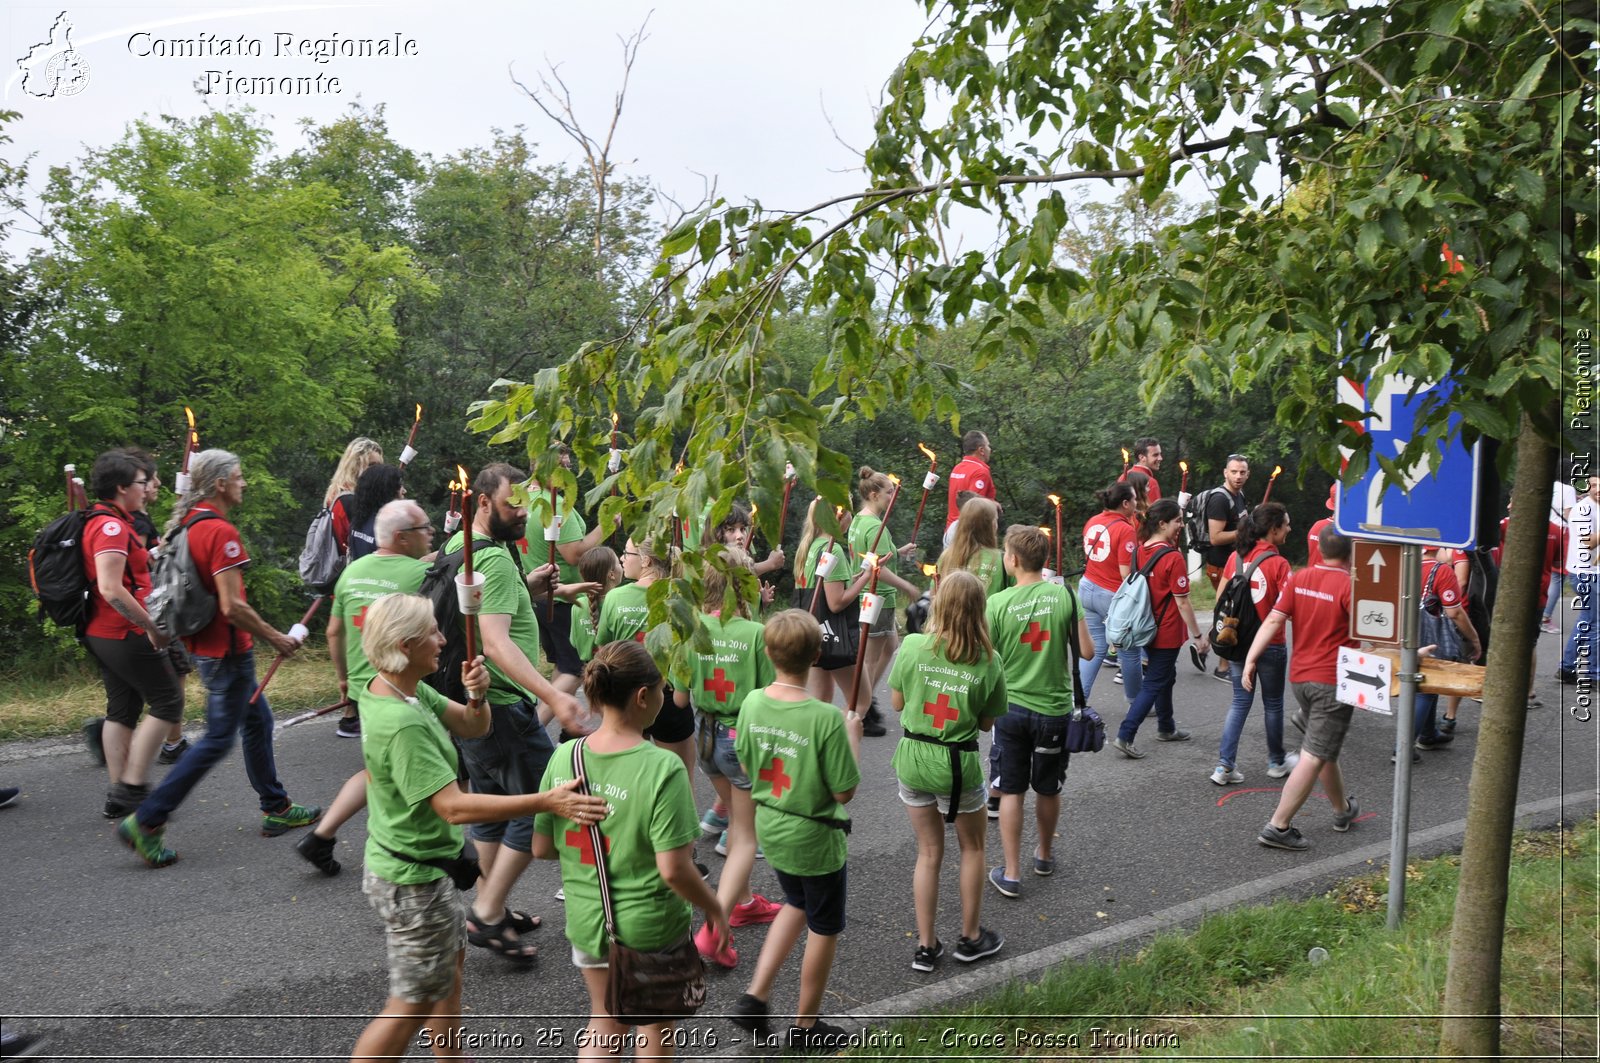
1134, 540, 1189, 649
1270, 565, 1353, 685
1082, 511, 1136, 593
81, 504, 147, 640
1305, 517, 1333, 566
183, 502, 254, 657
1420, 557, 1464, 611
1120, 463, 1162, 502
1490, 519, 1561, 607
330, 493, 354, 554
946, 456, 995, 526
1222, 542, 1291, 645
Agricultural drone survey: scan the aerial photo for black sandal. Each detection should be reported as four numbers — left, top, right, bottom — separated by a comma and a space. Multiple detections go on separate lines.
466, 913, 538, 963
505, 909, 541, 934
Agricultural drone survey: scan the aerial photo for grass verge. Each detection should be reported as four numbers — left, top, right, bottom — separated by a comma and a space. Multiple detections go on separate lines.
857, 816, 1598, 1059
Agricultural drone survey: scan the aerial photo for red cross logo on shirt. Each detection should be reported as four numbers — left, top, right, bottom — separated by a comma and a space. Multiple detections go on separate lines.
633, 631, 646, 643
564, 828, 611, 866
704, 667, 737, 703
1020, 621, 1051, 652
758, 758, 792, 798
923, 693, 960, 730
352, 605, 369, 630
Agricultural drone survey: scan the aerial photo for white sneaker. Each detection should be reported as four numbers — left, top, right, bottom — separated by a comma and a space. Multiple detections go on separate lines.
1209, 766, 1244, 786
554, 887, 565, 902
1267, 753, 1300, 779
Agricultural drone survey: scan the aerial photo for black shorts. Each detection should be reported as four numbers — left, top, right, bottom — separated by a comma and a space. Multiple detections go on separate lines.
772, 864, 847, 936
993, 704, 1069, 796
534, 600, 585, 677
644, 690, 695, 744
85, 633, 185, 727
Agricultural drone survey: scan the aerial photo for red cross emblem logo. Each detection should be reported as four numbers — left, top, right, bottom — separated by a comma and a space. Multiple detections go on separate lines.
564, 828, 611, 866
922, 693, 960, 731
703, 667, 737, 703
758, 757, 792, 798
352, 605, 369, 630
1020, 621, 1051, 652
634, 631, 646, 643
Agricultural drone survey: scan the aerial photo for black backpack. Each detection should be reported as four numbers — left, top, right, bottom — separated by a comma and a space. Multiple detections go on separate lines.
1209, 548, 1278, 662
417, 535, 501, 703
1184, 486, 1225, 551
28, 503, 120, 633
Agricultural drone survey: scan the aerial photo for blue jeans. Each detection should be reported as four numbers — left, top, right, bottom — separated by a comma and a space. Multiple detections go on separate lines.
1217, 644, 1287, 770
1117, 645, 1178, 742
137, 652, 288, 828
1561, 572, 1598, 676
1413, 691, 1440, 743
1079, 578, 1143, 704
1544, 573, 1566, 621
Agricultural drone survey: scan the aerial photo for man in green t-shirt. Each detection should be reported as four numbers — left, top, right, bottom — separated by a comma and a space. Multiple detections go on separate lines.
298, 499, 437, 877
984, 525, 1093, 899
528, 444, 619, 698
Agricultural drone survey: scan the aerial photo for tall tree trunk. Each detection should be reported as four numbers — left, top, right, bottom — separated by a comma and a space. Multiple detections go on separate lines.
1439, 408, 1558, 1056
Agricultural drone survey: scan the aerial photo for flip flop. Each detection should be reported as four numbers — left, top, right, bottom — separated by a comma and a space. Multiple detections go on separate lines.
1189, 645, 1208, 672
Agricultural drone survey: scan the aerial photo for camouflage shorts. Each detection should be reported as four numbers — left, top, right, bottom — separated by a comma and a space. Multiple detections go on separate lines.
362, 868, 466, 1003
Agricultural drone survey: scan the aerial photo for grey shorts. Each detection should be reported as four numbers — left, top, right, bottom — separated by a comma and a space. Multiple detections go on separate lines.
571, 945, 609, 969
897, 780, 987, 816
458, 699, 553, 851
1292, 681, 1353, 762
867, 606, 897, 638
362, 868, 465, 1004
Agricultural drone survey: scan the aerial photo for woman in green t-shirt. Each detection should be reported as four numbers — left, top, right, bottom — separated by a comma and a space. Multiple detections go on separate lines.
936, 497, 1009, 598
849, 466, 922, 727
533, 640, 730, 1057
793, 498, 874, 713
350, 593, 608, 1062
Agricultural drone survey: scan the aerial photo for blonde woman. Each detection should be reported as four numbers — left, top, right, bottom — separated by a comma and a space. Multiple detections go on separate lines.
794, 497, 873, 718
322, 437, 384, 555
847, 467, 921, 730
936, 497, 1007, 597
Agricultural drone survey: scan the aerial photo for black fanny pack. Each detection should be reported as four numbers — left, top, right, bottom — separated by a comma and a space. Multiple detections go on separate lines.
902, 730, 980, 824
380, 841, 481, 891
765, 804, 852, 834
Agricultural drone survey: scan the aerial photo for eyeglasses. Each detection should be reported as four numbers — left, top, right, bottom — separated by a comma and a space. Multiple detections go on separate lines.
400, 524, 432, 534
1227, 454, 1249, 463
132, 478, 150, 486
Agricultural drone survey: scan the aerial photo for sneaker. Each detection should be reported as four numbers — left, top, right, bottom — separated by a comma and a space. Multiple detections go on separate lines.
1290, 707, 1309, 733
554, 887, 565, 902
986, 794, 1000, 819
861, 706, 888, 737
730, 893, 782, 927
1189, 645, 1208, 672
0, 787, 19, 809
1332, 792, 1359, 832
1156, 728, 1192, 742
334, 715, 361, 738
911, 939, 944, 972
1392, 749, 1423, 764
157, 737, 190, 764
1209, 766, 1244, 786
700, 805, 729, 834
1112, 671, 1124, 685
103, 782, 149, 819
1415, 733, 1454, 750
1032, 850, 1055, 876
1258, 822, 1309, 851
695, 861, 711, 882
1267, 753, 1299, 779
1438, 716, 1457, 734
693, 921, 737, 968
1104, 647, 1119, 664
1528, 693, 1544, 710
1557, 667, 1579, 684
261, 802, 322, 837
728, 993, 770, 1035
117, 814, 178, 867
83, 716, 106, 766
1540, 619, 1559, 634
988, 866, 1021, 898
788, 1020, 851, 1055
1111, 736, 1145, 759
295, 830, 342, 876
1213, 668, 1232, 684
713, 831, 762, 859
952, 926, 1005, 963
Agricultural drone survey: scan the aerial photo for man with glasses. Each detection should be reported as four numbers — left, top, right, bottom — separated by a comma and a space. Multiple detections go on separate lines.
296, 500, 440, 874
1198, 455, 1252, 681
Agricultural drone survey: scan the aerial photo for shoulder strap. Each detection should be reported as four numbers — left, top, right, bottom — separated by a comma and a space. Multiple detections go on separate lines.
1424, 561, 1442, 595
1138, 544, 1177, 578
1239, 547, 1277, 586
572, 739, 618, 941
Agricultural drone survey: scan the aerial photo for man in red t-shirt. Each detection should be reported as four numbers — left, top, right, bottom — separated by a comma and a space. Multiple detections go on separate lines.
1242, 525, 1358, 852
118, 450, 322, 868
1119, 437, 1165, 503
1306, 485, 1336, 566
946, 431, 996, 527
81, 450, 186, 821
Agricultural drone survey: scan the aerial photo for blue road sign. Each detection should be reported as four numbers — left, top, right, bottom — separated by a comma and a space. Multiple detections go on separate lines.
1335, 372, 1480, 549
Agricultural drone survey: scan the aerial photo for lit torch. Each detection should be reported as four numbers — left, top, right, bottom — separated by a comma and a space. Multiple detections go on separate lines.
776, 461, 797, 547
909, 443, 939, 548
176, 406, 197, 495
921, 561, 939, 594
399, 404, 422, 467
63, 464, 79, 511
1178, 460, 1189, 496
608, 412, 622, 494
1262, 464, 1283, 505
456, 464, 481, 666
545, 490, 563, 621
444, 479, 462, 535
1048, 493, 1063, 575
1121, 447, 1130, 476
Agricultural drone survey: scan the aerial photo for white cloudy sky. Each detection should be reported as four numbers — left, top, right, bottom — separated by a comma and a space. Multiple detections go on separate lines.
4, 0, 941, 248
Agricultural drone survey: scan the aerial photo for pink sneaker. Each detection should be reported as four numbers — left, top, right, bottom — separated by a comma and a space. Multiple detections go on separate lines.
730, 893, 782, 927
694, 922, 738, 968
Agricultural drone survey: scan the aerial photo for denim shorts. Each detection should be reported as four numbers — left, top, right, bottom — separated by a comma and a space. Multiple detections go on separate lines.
772, 864, 848, 936
695, 713, 750, 789
362, 868, 465, 1004
897, 781, 988, 816
458, 699, 553, 851
993, 704, 1070, 796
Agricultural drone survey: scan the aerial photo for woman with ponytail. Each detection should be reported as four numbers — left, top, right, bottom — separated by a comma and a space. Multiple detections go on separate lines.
847, 467, 921, 731
1078, 482, 1140, 700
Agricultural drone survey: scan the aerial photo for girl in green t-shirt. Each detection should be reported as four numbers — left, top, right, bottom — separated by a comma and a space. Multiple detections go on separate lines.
793, 498, 874, 713
569, 546, 621, 667
936, 496, 1009, 598
849, 466, 922, 727
533, 640, 729, 1057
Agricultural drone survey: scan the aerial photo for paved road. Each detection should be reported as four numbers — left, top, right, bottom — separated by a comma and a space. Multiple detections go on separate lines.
2, 625, 1594, 1062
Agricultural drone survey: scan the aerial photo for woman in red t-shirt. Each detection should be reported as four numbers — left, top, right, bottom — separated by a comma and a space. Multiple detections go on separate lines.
322, 437, 383, 553
1112, 499, 1209, 758
1213, 503, 1295, 783
1079, 482, 1139, 698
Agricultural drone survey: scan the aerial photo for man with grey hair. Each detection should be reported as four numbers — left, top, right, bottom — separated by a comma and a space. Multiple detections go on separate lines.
118, 449, 321, 868
293, 499, 437, 874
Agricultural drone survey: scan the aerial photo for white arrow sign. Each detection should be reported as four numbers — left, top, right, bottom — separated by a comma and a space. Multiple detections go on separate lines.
1368, 546, 1386, 582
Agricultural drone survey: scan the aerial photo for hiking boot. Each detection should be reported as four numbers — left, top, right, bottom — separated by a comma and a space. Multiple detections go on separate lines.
334, 715, 361, 739
988, 866, 1021, 898
1332, 792, 1359, 833
83, 717, 106, 766
103, 782, 149, 819
157, 737, 190, 764
261, 802, 322, 837
911, 939, 944, 972
295, 830, 342, 876
1257, 822, 1309, 851
952, 926, 1004, 963
693, 922, 737, 968
1267, 753, 1300, 779
1111, 736, 1145, 759
1209, 766, 1244, 786
728, 993, 770, 1035
700, 805, 729, 834
788, 1020, 851, 1055
1156, 728, 1191, 742
117, 814, 177, 867
730, 893, 782, 927
862, 704, 888, 737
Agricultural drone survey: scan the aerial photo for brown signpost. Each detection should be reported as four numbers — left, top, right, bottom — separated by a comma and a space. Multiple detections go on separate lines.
1349, 538, 1403, 644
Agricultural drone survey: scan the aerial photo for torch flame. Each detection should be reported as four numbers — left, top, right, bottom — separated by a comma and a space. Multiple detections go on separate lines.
190, 431, 199, 447
1048, 493, 1061, 507
611, 411, 619, 428
456, 465, 469, 491
1271, 464, 1282, 477
1179, 460, 1188, 473
921, 563, 937, 577
184, 406, 195, 430
888, 474, 901, 487
1121, 447, 1130, 463
1039, 525, 1052, 537
864, 553, 881, 569
917, 442, 937, 465
414, 403, 423, 422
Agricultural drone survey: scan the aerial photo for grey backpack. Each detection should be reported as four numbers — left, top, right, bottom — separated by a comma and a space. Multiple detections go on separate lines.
298, 492, 351, 593
146, 511, 222, 639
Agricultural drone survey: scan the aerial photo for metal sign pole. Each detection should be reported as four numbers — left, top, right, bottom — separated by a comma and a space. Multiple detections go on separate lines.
1387, 543, 1422, 929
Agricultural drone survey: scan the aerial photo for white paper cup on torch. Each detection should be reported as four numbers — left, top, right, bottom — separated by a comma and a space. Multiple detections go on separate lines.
858, 592, 884, 626
174, 471, 191, 495
443, 511, 461, 535
399, 444, 418, 466
287, 623, 310, 644
456, 571, 485, 615
544, 513, 563, 541
785, 462, 796, 480
923, 470, 940, 491
608, 449, 622, 473
815, 551, 837, 579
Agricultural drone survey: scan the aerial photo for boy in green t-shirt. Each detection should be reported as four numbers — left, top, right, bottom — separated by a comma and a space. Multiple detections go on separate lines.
984, 525, 1093, 899
727, 610, 863, 1055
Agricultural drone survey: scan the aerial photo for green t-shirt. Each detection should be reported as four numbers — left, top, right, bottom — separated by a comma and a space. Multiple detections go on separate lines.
532, 488, 588, 586
596, 581, 651, 645
800, 537, 850, 590
332, 553, 429, 693
570, 594, 599, 662
685, 612, 775, 722
534, 740, 700, 958
359, 681, 462, 884
848, 512, 900, 610
735, 690, 859, 876
888, 634, 1009, 794
445, 531, 537, 706
940, 546, 1007, 597
986, 580, 1081, 716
